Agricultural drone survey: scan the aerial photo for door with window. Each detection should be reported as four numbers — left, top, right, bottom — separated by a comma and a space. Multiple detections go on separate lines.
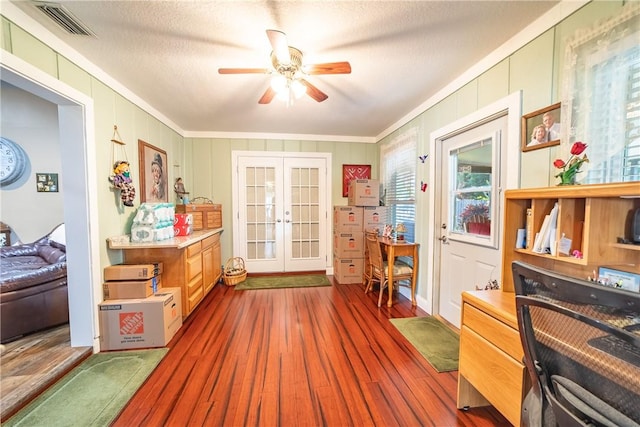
234, 153, 329, 273
437, 115, 507, 327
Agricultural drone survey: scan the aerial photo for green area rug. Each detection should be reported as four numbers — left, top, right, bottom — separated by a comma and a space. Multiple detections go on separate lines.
5, 348, 168, 427
234, 274, 331, 290
390, 316, 459, 372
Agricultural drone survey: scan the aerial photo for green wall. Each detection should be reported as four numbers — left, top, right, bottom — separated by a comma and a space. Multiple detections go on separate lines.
0, 0, 626, 286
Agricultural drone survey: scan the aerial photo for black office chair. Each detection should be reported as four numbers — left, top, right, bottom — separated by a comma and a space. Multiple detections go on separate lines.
512, 261, 640, 427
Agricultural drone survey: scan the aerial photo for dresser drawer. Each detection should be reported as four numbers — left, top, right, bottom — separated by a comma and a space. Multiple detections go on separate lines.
186, 253, 202, 280
202, 233, 219, 249
187, 241, 202, 258
459, 325, 527, 426
463, 302, 524, 362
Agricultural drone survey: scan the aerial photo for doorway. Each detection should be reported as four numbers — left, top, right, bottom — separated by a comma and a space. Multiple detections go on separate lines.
232, 151, 331, 273
2, 53, 98, 348
437, 117, 505, 327
426, 92, 521, 326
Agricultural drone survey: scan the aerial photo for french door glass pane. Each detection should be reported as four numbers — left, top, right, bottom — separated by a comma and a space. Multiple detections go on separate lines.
289, 167, 320, 259
245, 166, 277, 260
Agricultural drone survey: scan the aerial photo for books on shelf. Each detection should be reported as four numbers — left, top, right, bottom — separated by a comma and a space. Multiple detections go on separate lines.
525, 208, 533, 249
532, 202, 558, 254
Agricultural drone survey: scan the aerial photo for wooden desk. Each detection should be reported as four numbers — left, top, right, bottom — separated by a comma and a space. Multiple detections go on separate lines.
378, 237, 419, 307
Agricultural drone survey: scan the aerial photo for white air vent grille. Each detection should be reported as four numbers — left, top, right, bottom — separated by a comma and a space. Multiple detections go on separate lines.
34, 2, 95, 36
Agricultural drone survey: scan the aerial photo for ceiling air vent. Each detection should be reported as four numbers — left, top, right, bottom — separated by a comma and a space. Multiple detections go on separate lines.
33, 2, 95, 36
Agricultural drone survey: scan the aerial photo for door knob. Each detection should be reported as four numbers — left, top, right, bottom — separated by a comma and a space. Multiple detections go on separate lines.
438, 235, 448, 243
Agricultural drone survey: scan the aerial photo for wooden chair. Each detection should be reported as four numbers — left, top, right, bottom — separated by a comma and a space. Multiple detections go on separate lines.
364, 233, 413, 307
362, 229, 379, 291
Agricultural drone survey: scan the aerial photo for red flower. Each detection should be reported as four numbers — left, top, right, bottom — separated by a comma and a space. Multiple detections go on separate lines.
570, 141, 587, 156
553, 159, 566, 169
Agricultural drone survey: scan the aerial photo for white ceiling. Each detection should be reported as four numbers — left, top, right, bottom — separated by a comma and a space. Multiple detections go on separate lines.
9, 0, 561, 140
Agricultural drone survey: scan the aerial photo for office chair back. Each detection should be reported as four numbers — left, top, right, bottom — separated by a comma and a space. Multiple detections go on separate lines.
512, 261, 640, 427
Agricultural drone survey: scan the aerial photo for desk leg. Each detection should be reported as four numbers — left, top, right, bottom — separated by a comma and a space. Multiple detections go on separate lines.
387, 247, 395, 307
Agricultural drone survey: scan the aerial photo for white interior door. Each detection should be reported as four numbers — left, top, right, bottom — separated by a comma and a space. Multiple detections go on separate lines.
437, 116, 507, 327
234, 153, 328, 273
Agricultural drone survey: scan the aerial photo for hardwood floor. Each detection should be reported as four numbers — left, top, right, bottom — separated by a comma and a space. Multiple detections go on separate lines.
0, 324, 92, 421
113, 278, 510, 426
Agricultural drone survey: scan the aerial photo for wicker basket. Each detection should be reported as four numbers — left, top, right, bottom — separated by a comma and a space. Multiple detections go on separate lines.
223, 257, 247, 286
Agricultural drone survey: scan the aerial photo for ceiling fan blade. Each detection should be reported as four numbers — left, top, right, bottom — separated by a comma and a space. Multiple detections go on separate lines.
303, 62, 352, 75
266, 29, 290, 65
218, 68, 270, 74
258, 87, 277, 104
299, 79, 328, 102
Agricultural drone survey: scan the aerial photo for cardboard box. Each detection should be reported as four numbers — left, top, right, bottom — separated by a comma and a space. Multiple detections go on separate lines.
174, 224, 193, 236
99, 287, 182, 350
103, 275, 161, 300
333, 206, 363, 232
333, 231, 364, 258
348, 179, 380, 207
104, 263, 163, 281
363, 206, 388, 232
174, 213, 193, 226
333, 257, 364, 284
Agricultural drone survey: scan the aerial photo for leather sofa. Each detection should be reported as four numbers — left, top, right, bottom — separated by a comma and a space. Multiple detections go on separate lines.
0, 224, 68, 343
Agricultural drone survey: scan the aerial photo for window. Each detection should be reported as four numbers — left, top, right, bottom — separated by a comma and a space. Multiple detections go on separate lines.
381, 129, 417, 242
563, 3, 640, 184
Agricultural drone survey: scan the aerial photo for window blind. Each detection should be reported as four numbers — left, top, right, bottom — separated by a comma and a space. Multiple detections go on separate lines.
381, 129, 417, 242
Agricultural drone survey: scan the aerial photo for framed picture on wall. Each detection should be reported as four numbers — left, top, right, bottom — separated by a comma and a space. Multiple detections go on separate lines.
36, 173, 58, 192
521, 102, 561, 152
342, 164, 371, 197
138, 139, 168, 203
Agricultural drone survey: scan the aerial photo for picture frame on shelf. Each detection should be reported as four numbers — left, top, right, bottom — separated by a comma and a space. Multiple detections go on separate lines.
521, 102, 561, 152
342, 164, 371, 197
35, 173, 58, 192
138, 139, 168, 203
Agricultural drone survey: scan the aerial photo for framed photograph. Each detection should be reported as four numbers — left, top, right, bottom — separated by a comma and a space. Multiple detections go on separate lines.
521, 102, 561, 152
36, 173, 58, 192
342, 164, 371, 197
138, 139, 168, 203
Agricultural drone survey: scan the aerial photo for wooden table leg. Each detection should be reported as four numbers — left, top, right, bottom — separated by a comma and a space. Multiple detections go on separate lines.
387, 246, 395, 307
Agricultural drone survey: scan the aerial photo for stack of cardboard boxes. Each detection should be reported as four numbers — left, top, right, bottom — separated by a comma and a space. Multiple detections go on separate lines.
333, 179, 388, 284
99, 263, 182, 350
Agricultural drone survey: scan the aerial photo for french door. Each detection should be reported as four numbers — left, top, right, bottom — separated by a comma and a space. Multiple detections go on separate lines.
233, 153, 330, 273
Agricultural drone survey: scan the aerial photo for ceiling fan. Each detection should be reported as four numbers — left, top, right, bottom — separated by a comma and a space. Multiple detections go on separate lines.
218, 30, 351, 104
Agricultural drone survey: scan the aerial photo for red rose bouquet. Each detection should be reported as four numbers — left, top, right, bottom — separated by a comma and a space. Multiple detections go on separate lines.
553, 141, 588, 185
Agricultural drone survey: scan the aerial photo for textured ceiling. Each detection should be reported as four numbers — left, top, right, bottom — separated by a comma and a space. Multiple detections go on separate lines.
9, 0, 560, 140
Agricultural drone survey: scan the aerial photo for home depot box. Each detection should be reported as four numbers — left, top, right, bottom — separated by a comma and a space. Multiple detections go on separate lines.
99, 287, 182, 351
363, 206, 389, 232
104, 263, 163, 281
348, 179, 380, 207
333, 206, 363, 232
333, 257, 364, 284
103, 275, 162, 300
333, 231, 364, 258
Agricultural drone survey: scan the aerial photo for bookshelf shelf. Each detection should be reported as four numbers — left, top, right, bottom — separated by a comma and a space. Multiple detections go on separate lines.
501, 182, 640, 292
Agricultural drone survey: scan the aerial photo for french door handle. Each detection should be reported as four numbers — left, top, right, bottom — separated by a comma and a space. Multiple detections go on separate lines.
277, 219, 282, 223
438, 235, 448, 243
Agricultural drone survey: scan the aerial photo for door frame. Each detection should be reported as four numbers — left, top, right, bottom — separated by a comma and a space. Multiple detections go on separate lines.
423, 91, 521, 315
231, 151, 333, 273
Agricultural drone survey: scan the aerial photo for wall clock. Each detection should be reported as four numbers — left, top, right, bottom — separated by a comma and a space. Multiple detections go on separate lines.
0, 137, 29, 187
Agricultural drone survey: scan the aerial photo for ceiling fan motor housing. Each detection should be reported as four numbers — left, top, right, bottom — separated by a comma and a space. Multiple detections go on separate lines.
272, 46, 303, 77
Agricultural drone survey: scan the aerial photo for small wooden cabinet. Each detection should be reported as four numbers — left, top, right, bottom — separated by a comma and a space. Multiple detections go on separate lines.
175, 204, 222, 231
108, 229, 223, 319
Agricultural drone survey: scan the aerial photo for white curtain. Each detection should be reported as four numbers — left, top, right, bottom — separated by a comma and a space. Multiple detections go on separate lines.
562, 2, 640, 184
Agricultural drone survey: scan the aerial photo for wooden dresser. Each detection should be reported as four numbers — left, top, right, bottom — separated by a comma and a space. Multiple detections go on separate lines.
108, 228, 223, 319
457, 182, 639, 426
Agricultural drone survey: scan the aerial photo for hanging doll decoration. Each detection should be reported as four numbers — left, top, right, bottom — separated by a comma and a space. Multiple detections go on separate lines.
109, 160, 136, 206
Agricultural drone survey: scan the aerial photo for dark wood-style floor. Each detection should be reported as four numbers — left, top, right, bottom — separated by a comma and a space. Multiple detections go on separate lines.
112, 278, 509, 426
